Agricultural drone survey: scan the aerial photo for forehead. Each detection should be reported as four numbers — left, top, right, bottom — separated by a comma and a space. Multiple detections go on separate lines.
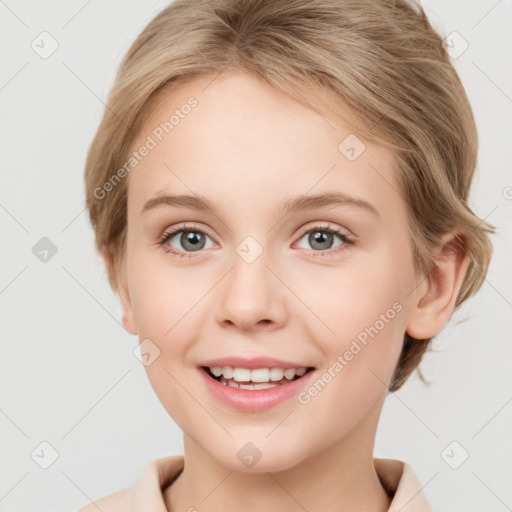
126, 71, 403, 222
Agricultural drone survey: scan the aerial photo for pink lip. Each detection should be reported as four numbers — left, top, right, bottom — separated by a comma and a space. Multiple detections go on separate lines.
198, 366, 316, 412
198, 356, 312, 370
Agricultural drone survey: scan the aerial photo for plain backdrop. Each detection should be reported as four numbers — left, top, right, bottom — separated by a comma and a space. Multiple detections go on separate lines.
1, 1, 511, 511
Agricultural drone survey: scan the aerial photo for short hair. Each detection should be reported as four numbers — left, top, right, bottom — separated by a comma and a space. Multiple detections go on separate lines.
84, 0, 495, 392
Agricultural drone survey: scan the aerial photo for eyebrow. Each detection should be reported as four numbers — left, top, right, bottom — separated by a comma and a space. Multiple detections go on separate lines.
141, 192, 380, 218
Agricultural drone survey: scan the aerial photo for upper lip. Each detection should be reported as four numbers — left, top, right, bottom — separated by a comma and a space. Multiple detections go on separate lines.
198, 357, 314, 370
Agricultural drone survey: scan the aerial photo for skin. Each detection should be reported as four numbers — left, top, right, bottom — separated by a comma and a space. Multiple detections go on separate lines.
109, 70, 469, 511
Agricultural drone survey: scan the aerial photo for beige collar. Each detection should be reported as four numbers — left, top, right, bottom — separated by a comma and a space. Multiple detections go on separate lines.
131, 455, 434, 512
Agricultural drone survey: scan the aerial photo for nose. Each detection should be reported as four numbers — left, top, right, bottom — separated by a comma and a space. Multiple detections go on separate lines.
215, 249, 287, 332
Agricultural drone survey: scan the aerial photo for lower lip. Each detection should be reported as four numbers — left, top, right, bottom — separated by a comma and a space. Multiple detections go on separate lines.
198, 367, 316, 412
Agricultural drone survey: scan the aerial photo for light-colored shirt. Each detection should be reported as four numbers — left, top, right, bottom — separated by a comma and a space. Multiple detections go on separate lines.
75, 456, 434, 511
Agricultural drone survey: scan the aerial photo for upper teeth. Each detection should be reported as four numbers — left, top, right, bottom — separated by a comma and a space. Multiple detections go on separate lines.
209, 366, 308, 382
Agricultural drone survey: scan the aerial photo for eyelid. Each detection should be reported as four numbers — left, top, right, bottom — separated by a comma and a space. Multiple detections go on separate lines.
294, 221, 353, 240
157, 222, 217, 246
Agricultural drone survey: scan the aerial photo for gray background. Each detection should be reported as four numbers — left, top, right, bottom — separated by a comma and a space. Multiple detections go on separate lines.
1, 1, 511, 511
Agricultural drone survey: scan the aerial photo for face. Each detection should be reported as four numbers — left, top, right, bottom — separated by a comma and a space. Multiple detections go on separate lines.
115, 70, 432, 472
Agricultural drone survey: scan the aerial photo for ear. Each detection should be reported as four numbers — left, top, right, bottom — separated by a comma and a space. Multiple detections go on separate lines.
101, 248, 137, 336
406, 232, 470, 340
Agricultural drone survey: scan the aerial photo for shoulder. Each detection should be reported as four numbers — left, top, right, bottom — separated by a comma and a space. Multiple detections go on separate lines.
74, 487, 132, 512
73, 455, 184, 512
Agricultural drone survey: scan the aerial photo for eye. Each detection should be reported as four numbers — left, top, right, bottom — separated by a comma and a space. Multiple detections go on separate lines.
295, 224, 354, 257
158, 224, 215, 258
158, 222, 354, 259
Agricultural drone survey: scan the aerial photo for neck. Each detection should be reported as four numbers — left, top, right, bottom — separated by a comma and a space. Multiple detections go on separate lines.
164, 404, 391, 512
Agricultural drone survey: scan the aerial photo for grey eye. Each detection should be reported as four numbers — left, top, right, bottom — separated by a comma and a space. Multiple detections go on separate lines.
169, 230, 214, 252
296, 229, 344, 251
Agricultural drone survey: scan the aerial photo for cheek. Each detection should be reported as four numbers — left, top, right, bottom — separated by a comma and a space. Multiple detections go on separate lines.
299, 258, 405, 342
128, 262, 203, 427
128, 256, 211, 374
128, 251, 197, 336
295, 273, 406, 439
295, 254, 408, 396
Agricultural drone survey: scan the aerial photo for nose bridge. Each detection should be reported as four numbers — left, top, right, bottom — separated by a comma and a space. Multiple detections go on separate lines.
216, 236, 285, 329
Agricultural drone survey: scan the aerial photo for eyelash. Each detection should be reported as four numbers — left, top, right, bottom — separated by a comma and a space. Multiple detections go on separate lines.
157, 223, 355, 259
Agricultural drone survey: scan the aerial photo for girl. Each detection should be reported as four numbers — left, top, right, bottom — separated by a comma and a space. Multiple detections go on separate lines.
78, 1, 494, 510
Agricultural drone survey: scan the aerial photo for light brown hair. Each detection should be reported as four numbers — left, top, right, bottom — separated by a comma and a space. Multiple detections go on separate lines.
84, 0, 495, 391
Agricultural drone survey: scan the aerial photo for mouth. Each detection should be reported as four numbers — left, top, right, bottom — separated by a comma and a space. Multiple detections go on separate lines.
200, 365, 316, 390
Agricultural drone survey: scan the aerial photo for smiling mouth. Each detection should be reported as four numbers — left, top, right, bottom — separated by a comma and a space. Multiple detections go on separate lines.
201, 366, 315, 390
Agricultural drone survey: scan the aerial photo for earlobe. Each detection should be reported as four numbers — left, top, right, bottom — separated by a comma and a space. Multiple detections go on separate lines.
406, 233, 470, 340
118, 273, 138, 336
102, 248, 138, 336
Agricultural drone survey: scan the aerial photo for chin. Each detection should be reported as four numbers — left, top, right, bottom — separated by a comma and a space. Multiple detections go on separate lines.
207, 440, 310, 474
